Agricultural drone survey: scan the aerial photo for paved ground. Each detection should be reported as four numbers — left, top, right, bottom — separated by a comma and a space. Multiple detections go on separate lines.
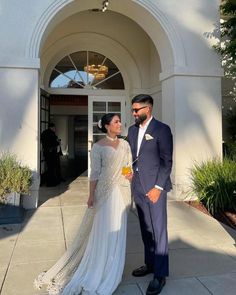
1, 175, 236, 295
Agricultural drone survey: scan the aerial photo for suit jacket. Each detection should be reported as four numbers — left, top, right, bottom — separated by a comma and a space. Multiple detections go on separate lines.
128, 117, 173, 193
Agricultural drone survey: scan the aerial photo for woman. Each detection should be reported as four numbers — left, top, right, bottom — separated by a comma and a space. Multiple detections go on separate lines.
35, 113, 132, 295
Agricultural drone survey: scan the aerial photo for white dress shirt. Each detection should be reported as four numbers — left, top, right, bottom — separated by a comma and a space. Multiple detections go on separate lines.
137, 116, 153, 157
137, 116, 163, 191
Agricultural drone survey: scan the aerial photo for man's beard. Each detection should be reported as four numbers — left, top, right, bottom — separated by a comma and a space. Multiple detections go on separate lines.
135, 113, 147, 126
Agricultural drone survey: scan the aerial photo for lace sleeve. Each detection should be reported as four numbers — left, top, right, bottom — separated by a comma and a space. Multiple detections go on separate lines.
127, 142, 132, 167
89, 144, 102, 181
123, 140, 132, 167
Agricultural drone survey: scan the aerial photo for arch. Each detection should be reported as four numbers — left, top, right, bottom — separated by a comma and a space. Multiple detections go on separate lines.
26, 0, 186, 73
41, 32, 142, 91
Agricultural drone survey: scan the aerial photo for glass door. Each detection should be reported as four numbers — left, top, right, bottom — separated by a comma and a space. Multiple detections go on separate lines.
88, 96, 126, 174
40, 89, 50, 184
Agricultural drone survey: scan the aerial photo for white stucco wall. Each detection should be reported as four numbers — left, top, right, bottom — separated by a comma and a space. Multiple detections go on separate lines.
0, 0, 221, 72
0, 68, 39, 208
162, 75, 222, 197
0, 68, 38, 163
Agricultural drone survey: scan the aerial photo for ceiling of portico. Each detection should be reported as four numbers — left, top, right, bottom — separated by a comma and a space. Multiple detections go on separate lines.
40, 9, 162, 91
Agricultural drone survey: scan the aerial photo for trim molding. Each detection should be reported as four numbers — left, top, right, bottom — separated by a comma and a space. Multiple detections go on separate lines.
26, 0, 185, 70
0, 57, 40, 69
160, 66, 224, 81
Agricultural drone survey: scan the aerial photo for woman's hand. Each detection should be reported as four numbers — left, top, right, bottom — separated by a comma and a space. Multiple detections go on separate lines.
87, 195, 94, 208
125, 172, 133, 182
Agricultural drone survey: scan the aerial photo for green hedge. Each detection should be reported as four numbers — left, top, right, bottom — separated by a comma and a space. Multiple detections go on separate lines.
0, 153, 32, 202
189, 158, 236, 215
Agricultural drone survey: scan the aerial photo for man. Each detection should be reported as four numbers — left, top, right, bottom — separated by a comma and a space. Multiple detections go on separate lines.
128, 94, 173, 295
41, 123, 63, 187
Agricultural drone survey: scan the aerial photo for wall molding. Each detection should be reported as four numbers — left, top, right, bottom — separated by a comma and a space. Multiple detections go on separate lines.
0, 56, 40, 69
26, 0, 186, 71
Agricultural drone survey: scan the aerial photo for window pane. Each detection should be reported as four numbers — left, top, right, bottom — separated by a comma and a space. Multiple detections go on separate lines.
70, 51, 87, 72
108, 102, 121, 112
45, 99, 49, 109
49, 51, 124, 90
41, 111, 45, 121
93, 102, 106, 112
93, 112, 106, 123
92, 72, 124, 89
41, 97, 45, 108
41, 122, 47, 132
93, 124, 103, 134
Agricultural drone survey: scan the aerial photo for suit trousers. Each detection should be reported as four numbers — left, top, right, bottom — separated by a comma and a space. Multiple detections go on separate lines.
133, 172, 169, 278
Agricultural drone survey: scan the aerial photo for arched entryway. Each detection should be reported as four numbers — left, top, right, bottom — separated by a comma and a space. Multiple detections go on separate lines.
37, 3, 168, 182
27, 0, 222, 200
40, 48, 127, 180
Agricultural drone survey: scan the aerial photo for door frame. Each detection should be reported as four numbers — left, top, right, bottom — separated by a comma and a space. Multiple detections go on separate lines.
88, 95, 127, 175
40, 89, 51, 184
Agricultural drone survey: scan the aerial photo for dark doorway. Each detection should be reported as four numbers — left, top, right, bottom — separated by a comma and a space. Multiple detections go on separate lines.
49, 95, 88, 181
74, 115, 88, 176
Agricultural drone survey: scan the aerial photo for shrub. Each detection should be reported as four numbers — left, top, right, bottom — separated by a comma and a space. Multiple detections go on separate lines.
0, 153, 32, 203
224, 142, 236, 160
189, 158, 236, 215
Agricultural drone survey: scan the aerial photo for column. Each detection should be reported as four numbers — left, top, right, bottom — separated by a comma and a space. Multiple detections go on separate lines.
161, 74, 222, 199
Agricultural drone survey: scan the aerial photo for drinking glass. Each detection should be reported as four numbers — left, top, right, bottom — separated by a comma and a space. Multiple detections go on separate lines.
122, 165, 132, 175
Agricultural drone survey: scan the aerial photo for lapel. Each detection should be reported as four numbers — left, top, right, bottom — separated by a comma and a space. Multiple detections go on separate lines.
139, 117, 156, 153
132, 125, 139, 157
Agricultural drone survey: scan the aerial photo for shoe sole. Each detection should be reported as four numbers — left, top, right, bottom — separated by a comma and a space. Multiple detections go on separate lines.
132, 271, 153, 277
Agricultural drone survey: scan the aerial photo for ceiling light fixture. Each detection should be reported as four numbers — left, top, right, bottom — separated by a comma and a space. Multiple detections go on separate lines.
84, 64, 108, 80
102, 0, 109, 12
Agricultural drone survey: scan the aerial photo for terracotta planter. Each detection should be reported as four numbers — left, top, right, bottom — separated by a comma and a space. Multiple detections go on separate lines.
0, 192, 25, 224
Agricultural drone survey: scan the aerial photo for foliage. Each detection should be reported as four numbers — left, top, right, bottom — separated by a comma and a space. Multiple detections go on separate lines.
224, 142, 236, 160
214, 0, 236, 77
189, 158, 236, 215
225, 106, 236, 142
223, 106, 236, 159
0, 153, 32, 203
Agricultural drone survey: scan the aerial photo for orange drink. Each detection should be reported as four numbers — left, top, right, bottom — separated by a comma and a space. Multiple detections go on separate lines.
122, 166, 132, 175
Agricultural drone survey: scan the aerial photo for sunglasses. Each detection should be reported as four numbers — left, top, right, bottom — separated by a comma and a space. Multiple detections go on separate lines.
131, 106, 148, 113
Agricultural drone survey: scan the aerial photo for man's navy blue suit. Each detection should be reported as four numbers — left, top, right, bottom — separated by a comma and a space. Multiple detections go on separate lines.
128, 117, 173, 278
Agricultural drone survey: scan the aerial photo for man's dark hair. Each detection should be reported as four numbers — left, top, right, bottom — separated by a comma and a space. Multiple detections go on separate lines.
49, 122, 55, 128
131, 94, 153, 106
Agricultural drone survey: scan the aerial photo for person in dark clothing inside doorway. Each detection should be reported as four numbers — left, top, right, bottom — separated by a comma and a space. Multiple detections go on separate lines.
41, 123, 63, 187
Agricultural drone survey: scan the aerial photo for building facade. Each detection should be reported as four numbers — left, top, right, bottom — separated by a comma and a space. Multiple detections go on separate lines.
0, 0, 223, 208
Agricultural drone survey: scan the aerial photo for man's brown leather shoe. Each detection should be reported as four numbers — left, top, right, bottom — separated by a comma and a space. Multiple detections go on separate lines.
132, 265, 153, 277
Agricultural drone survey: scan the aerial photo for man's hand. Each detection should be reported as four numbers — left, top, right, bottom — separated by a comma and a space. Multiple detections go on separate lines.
146, 187, 161, 203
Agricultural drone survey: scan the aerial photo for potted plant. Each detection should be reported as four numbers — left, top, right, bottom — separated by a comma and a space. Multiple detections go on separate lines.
0, 153, 32, 224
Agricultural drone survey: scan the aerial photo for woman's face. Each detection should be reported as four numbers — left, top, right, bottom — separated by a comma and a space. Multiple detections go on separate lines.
106, 115, 122, 135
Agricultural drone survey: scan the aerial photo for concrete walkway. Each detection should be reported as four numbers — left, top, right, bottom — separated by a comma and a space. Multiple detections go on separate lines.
1, 175, 236, 295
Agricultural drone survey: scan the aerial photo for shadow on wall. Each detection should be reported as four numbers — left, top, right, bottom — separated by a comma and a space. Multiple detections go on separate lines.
0, 69, 38, 164
163, 0, 222, 158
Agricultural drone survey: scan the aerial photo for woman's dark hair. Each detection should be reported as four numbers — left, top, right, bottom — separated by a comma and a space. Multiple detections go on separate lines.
131, 94, 153, 106
98, 113, 118, 133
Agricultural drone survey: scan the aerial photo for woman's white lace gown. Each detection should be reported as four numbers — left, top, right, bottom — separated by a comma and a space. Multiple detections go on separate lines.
35, 139, 132, 295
